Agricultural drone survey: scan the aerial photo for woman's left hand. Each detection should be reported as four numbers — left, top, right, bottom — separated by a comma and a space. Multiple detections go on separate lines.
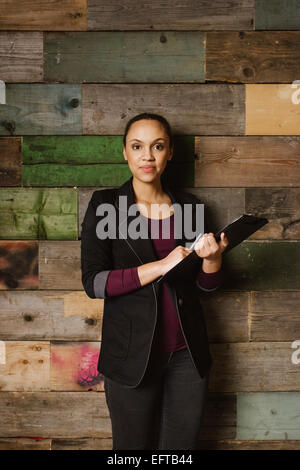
194, 232, 229, 261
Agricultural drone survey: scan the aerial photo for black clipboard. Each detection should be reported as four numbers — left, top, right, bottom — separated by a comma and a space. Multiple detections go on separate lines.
156, 214, 268, 285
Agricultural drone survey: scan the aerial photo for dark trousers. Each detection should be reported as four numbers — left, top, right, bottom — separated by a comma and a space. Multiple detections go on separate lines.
104, 346, 209, 450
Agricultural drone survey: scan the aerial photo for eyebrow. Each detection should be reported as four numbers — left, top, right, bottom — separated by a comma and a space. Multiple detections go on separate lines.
129, 138, 166, 143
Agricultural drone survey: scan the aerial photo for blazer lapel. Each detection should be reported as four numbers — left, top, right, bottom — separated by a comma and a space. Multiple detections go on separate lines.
113, 176, 183, 265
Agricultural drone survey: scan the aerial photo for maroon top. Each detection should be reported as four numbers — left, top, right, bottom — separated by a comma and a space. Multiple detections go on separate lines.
105, 214, 224, 352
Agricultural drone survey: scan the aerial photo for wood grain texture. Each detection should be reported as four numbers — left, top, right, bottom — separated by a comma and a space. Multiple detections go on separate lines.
198, 440, 300, 449
210, 342, 300, 392
0, 341, 49, 391
0, 438, 51, 450
0, 31, 43, 82
237, 392, 300, 439
82, 84, 245, 135
195, 136, 300, 187
255, 0, 300, 30
0, 241, 38, 290
206, 31, 300, 83
246, 84, 300, 135
39, 241, 81, 290
87, 0, 254, 30
44, 31, 205, 83
0, 137, 21, 186
249, 291, 300, 341
0, 0, 87, 30
0, 290, 102, 340
0, 84, 81, 136
0, 188, 77, 239
222, 241, 300, 290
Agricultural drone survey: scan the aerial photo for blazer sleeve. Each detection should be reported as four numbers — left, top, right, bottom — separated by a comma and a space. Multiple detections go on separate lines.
81, 192, 113, 299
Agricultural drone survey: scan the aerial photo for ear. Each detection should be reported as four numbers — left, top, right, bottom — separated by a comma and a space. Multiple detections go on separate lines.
123, 147, 127, 161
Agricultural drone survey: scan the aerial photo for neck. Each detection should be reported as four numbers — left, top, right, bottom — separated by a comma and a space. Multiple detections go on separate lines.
132, 176, 165, 203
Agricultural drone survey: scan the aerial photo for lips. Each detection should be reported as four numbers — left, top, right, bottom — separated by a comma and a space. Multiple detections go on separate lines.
141, 166, 155, 169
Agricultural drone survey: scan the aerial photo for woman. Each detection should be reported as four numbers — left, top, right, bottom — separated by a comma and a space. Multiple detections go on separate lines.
81, 112, 228, 450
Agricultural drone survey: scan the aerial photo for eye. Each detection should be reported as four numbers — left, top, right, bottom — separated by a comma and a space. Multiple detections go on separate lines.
132, 144, 140, 150
154, 144, 164, 150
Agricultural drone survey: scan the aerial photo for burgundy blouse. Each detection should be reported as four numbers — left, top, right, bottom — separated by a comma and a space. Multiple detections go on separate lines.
104, 214, 224, 352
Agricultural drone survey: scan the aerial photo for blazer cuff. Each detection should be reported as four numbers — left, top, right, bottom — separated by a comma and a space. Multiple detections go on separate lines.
93, 270, 111, 298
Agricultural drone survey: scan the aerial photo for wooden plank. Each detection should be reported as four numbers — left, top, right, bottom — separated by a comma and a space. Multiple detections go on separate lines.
245, 188, 300, 239
249, 291, 300, 341
0, 241, 38, 290
222, 241, 300, 290
0, 0, 87, 30
45, 31, 205, 83
210, 342, 300, 392
23, 135, 194, 164
82, 84, 245, 135
0, 137, 21, 186
255, 0, 300, 30
51, 341, 103, 391
198, 440, 300, 449
201, 291, 249, 343
88, 0, 254, 31
0, 291, 103, 340
237, 392, 300, 440
0, 84, 81, 136
206, 32, 300, 83
0, 438, 51, 450
0, 392, 111, 438
0, 341, 50, 391
246, 84, 300, 135
0, 391, 235, 439
0, 32, 43, 82
39, 241, 82, 290
0, 188, 77, 239
194, 136, 300, 187
52, 438, 112, 450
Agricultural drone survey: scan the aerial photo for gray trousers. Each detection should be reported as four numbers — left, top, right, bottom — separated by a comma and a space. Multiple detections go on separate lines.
104, 346, 209, 450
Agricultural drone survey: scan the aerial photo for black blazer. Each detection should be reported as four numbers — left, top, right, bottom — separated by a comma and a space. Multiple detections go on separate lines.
81, 176, 223, 388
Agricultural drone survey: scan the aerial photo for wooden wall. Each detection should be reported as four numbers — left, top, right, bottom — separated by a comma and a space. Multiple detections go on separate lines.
0, 0, 300, 450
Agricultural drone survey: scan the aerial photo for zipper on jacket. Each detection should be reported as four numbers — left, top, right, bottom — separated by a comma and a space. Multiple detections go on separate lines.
168, 283, 198, 373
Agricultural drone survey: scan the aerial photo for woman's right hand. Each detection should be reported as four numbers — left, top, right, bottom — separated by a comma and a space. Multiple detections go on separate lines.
159, 245, 192, 276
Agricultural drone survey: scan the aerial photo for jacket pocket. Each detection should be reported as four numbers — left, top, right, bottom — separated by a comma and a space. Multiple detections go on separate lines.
102, 313, 132, 360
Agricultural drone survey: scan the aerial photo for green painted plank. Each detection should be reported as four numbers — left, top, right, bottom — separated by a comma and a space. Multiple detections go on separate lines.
44, 31, 205, 83
22, 162, 194, 188
22, 135, 195, 164
0, 189, 77, 240
0, 85, 81, 136
222, 241, 300, 290
255, 0, 300, 30
237, 392, 300, 440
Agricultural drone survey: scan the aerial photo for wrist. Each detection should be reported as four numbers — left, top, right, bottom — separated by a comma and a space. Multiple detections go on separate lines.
202, 256, 222, 273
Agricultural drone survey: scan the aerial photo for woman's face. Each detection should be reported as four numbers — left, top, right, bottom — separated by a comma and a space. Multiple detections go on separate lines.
123, 119, 173, 184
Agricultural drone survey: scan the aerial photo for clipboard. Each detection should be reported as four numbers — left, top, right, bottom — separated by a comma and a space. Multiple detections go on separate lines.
156, 214, 268, 285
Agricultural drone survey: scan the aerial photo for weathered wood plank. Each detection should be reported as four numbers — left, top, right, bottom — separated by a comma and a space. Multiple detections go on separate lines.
198, 440, 300, 449
222, 241, 300, 290
210, 342, 300, 392
0, 32, 43, 82
0, 188, 77, 239
246, 84, 300, 135
249, 291, 300, 341
0, 241, 38, 290
0, 137, 21, 186
0, 391, 235, 439
82, 84, 245, 135
0, 291, 102, 340
0, 0, 87, 30
51, 341, 103, 391
0, 84, 81, 136
0, 392, 111, 438
88, 0, 254, 31
206, 32, 300, 83
23, 135, 194, 164
255, 0, 300, 30
237, 392, 300, 439
194, 136, 300, 187
0, 341, 49, 391
0, 438, 51, 450
245, 188, 300, 239
39, 241, 82, 290
45, 31, 205, 83
52, 437, 112, 450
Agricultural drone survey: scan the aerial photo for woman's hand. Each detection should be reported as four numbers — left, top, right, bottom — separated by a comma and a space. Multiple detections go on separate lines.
159, 245, 193, 276
194, 232, 229, 262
